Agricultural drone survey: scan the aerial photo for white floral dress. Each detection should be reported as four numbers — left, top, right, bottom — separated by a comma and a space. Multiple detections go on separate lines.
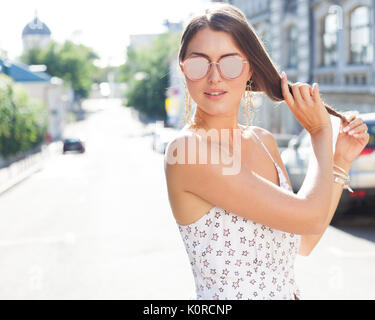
176, 129, 302, 300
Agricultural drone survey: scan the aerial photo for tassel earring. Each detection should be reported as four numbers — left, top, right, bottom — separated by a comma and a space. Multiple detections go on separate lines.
242, 79, 254, 128
184, 87, 193, 125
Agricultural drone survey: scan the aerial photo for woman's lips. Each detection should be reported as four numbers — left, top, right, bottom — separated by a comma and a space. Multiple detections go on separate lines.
204, 91, 227, 100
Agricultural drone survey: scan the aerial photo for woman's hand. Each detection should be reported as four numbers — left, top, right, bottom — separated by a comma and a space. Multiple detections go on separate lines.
281, 72, 331, 135
334, 114, 370, 166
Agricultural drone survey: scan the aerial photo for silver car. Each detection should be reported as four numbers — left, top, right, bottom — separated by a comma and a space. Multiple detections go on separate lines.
281, 113, 375, 222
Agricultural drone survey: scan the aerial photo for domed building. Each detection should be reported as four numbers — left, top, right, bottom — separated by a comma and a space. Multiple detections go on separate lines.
22, 12, 51, 52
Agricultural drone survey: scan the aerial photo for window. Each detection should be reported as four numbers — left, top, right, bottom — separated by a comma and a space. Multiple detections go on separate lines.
350, 6, 373, 64
284, 0, 297, 13
322, 13, 338, 66
287, 26, 298, 68
260, 0, 269, 12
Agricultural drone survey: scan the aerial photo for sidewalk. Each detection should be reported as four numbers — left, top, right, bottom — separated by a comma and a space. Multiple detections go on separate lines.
0, 141, 62, 195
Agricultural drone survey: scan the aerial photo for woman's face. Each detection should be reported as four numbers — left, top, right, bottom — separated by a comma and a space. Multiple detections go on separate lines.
181, 27, 252, 119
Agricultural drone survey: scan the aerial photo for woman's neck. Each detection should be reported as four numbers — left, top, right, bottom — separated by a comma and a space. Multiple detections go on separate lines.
192, 109, 240, 132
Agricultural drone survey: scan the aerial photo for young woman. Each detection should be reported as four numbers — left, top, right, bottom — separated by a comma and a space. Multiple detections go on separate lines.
164, 3, 369, 300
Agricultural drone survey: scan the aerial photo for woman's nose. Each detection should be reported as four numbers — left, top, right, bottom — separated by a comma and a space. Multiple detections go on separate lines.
207, 63, 222, 83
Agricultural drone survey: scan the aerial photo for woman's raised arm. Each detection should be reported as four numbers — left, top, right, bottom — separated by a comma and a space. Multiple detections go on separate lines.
165, 123, 332, 235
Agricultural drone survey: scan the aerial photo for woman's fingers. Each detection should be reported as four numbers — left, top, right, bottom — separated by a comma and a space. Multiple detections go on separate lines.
299, 84, 314, 105
348, 123, 367, 135
280, 72, 294, 107
343, 117, 364, 133
353, 131, 370, 139
280, 73, 330, 134
280, 72, 315, 107
291, 82, 304, 106
312, 83, 322, 104
340, 114, 368, 138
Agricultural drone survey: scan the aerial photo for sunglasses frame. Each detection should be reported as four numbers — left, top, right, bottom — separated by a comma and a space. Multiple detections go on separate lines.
180, 55, 249, 81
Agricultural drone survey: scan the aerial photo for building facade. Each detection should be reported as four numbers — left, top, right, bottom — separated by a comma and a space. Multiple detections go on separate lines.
215, 0, 375, 134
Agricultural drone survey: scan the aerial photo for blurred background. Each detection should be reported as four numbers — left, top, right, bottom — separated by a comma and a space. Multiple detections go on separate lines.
0, 0, 374, 300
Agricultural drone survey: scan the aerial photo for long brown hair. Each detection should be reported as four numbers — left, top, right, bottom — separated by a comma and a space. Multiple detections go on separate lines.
178, 3, 348, 124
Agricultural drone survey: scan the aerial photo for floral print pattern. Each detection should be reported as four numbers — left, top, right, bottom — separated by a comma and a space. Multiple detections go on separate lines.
176, 130, 302, 300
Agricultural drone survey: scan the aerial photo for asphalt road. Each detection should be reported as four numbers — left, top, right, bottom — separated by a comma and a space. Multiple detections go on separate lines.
0, 99, 374, 299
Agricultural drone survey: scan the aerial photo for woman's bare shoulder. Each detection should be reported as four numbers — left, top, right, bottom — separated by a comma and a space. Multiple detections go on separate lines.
251, 125, 277, 143
164, 125, 219, 167
164, 126, 198, 157
240, 125, 278, 152
163, 126, 203, 188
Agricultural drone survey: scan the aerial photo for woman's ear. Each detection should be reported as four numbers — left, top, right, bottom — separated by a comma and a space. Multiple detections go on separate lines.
176, 61, 185, 80
248, 67, 253, 80
179, 61, 184, 73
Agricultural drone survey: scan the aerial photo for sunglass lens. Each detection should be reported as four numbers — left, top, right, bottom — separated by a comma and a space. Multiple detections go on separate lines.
184, 57, 209, 80
219, 56, 243, 79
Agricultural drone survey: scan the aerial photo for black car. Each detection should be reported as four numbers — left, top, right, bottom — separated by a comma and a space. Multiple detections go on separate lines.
63, 138, 85, 153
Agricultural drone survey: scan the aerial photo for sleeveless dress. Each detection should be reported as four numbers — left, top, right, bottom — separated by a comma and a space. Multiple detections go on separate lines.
176, 128, 302, 300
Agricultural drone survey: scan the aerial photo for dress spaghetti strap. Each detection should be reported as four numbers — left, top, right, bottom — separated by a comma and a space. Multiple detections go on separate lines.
251, 128, 278, 167
250, 128, 293, 191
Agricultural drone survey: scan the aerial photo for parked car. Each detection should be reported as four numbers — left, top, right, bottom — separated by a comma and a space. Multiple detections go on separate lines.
63, 138, 85, 154
281, 113, 375, 223
152, 127, 178, 154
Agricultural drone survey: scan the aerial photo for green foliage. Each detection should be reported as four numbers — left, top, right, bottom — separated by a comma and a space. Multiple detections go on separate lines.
92, 65, 120, 84
119, 32, 180, 120
21, 41, 99, 99
0, 74, 47, 158
20, 47, 44, 65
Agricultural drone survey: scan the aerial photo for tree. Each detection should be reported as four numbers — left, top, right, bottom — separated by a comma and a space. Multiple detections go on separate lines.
21, 40, 99, 101
20, 47, 44, 66
119, 32, 180, 120
0, 75, 47, 158
92, 65, 120, 84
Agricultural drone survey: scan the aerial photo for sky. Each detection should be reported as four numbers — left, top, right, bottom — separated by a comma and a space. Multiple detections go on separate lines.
1, 0, 211, 67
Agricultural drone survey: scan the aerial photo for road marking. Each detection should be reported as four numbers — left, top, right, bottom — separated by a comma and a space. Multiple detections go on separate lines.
0, 232, 76, 247
328, 246, 375, 258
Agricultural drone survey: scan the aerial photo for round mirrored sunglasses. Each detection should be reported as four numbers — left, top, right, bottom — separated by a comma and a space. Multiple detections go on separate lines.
180, 55, 249, 81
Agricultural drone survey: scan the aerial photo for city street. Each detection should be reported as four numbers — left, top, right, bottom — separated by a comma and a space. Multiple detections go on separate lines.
0, 99, 374, 300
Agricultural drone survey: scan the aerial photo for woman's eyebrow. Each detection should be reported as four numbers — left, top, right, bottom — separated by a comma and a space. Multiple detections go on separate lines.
187, 52, 241, 59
